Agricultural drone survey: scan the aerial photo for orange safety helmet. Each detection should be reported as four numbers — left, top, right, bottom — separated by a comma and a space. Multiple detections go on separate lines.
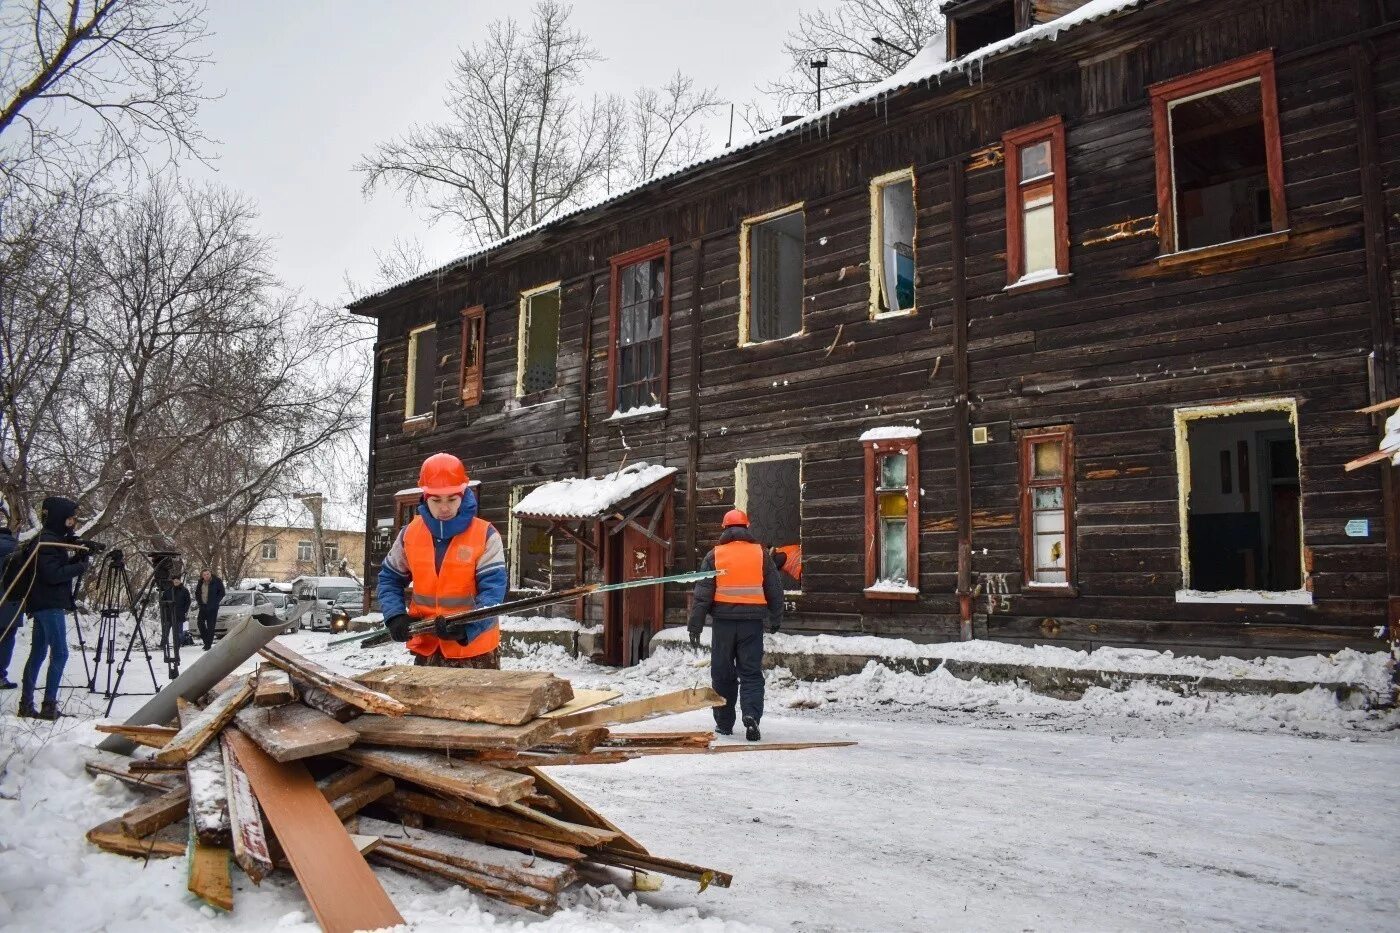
722, 509, 749, 529
419, 452, 469, 497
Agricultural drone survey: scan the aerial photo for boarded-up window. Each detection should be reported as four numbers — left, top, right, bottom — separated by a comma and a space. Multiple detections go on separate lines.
1003, 116, 1068, 285
518, 284, 561, 395
863, 436, 920, 595
736, 454, 802, 591
610, 243, 669, 413
1150, 51, 1286, 254
1020, 426, 1074, 589
742, 207, 804, 344
870, 169, 916, 316
509, 485, 552, 592
405, 323, 437, 419
460, 305, 485, 406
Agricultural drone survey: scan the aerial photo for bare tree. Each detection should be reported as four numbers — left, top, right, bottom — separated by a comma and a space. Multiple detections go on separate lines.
759, 0, 944, 116
357, 0, 611, 245
0, 0, 211, 196
617, 71, 721, 187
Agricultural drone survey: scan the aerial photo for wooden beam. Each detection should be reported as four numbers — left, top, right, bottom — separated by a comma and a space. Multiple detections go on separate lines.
316, 765, 381, 804
292, 678, 361, 722
371, 847, 555, 914
1357, 397, 1400, 414
259, 641, 408, 716
548, 687, 723, 730
118, 784, 190, 837
336, 747, 535, 808
359, 817, 577, 894
583, 846, 733, 890
538, 689, 621, 719
86, 818, 186, 859
233, 702, 358, 763
620, 740, 856, 757
950, 158, 973, 641
253, 667, 297, 707
330, 776, 395, 821
353, 666, 573, 726
484, 751, 636, 769
85, 759, 184, 794
347, 713, 558, 752
221, 728, 274, 884
186, 828, 234, 912
154, 679, 253, 764
178, 699, 230, 846
1344, 446, 1398, 471
686, 235, 705, 569
224, 728, 404, 933
386, 788, 616, 848
525, 767, 648, 855
95, 724, 178, 749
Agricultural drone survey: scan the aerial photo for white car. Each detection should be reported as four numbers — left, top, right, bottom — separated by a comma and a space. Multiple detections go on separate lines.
214, 590, 278, 636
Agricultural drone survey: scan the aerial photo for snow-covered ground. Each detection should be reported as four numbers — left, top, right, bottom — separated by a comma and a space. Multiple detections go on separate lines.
0, 622, 1397, 932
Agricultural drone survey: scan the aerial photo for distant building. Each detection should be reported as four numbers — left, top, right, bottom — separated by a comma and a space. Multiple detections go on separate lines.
239, 496, 365, 584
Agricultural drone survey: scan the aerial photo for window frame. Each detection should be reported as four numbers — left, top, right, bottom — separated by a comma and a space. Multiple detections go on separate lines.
1018, 425, 1076, 595
322, 540, 339, 564
1002, 115, 1069, 287
868, 167, 918, 319
1149, 50, 1287, 258
516, 281, 563, 399
404, 322, 438, 423
459, 305, 485, 407
296, 540, 314, 563
607, 239, 671, 414
734, 452, 804, 596
259, 540, 277, 561
863, 437, 920, 599
738, 202, 805, 347
508, 484, 553, 593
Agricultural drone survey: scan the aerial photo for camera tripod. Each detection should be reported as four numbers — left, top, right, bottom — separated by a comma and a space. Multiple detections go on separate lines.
72, 549, 165, 717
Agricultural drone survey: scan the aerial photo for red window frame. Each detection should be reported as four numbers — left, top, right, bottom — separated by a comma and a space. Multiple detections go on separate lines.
459, 305, 485, 406
1019, 425, 1076, 594
1002, 115, 1069, 286
607, 239, 671, 413
1149, 50, 1287, 255
863, 437, 920, 599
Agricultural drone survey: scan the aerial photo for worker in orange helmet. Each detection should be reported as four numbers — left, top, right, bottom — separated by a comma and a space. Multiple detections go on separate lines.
377, 453, 508, 669
687, 508, 784, 741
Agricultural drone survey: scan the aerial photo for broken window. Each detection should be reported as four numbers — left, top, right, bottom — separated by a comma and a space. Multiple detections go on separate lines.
870, 170, 916, 316
517, 284, 561, 396
1003, 116, 1068, 285
864, 436, 920, 594
610, 243, 669, 412
509, 485, 553, 592
735, 454, 802, 591
946, 0, 1018, 59
1150, 51, 1286, 253
460, 305, 485, 407
1177, 404, 1303, 597
1020, 426, 1074, 589
405, 323, 437, 420
741, 206, 804, 344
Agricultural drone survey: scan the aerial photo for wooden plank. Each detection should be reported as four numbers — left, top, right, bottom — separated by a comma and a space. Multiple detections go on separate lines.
1344, 445, 1397, 471
347, 714, 558, 752
623, 740, 856, 757
386, 787, 617, 848
85, 759, 184, 794
1356, 396, 1400, 414
119, 784, 190, 837
220, 727, 274, 884
354, 666, 573, 726
317, 765, 380, 803
95, 724, 178, 748
538, 689, 621, 719
549, 687, 724, 730
359, 817, 577, 893
371, 846, 555, 914
504, 802, 627, 847
337, 747, 535, 808
154, 679, 254, 764
601, 730, 714, 748
128, 759, 185, 773
526, 768, 648, 855
225, 727, 404, 933
233, 702, 359, 762
253, 666, 297, 707
186, 827, 234, 912
86, 818, 187, 859
178, 699, 229, 846
541, 726, 610, 753
260, 641, 408, 716
483, 751, 636, 768
584, 846, 733, 890
330, 776, 395, 820
292, 677, 361, 722
466, 827, 585, 862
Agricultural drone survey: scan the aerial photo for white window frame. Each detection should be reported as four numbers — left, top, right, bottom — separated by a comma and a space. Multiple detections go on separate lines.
738, 203, 805, 346
296, 540, 314, 563
404, 322, 437, 421
323, 540, 339, 564
508, 484, 553, 592
516, 281, 563, 398
868, 167, 917, 319
734, 452, 803, 595
1173, 397, 1310, 605
259, 540, 277, 561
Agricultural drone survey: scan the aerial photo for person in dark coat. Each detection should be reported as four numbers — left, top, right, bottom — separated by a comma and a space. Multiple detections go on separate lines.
162, 578, 192, 649
688, 509, 784, 741
0, 508, 22, 690
193, 569, 225, 650
20, 496, 89, 719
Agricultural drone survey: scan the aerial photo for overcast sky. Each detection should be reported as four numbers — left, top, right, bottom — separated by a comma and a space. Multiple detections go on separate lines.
184, 0, 812, 309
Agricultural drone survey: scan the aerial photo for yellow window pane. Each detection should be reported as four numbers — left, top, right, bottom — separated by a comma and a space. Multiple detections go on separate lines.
878, 491, 908, 518
1033, 440, 1063, 478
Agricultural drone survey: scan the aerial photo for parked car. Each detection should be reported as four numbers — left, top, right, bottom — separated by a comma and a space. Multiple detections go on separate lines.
214, 590, 279, 636
257, 591, 299, 631
329, 591, 366, 633
291, 575, 362, 632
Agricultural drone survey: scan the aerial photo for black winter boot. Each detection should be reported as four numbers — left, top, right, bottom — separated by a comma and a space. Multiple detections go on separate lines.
743, 716, 761, 742
17, 695, 38, 718
38, 700, 60, 721
0, 676, 15, 690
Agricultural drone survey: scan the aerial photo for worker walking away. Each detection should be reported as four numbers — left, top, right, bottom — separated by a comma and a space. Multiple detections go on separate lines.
378, 453, 507, 669
688, 509, 784, 741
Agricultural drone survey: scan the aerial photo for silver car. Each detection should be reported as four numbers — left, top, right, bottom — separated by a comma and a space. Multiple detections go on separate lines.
215, 590, 278, 636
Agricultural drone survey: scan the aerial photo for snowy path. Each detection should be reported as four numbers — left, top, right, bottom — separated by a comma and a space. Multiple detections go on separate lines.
0, 627, 1396, 932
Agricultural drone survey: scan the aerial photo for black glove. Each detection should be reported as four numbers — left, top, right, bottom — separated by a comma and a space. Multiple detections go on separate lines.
384, 613, 415, 642
433, 616, 464, 641
688, 629, 701, 648
766, 620, 780, 635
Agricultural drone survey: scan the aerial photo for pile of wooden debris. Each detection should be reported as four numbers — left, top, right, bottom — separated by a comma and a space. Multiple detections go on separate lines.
85, 639, 849, 930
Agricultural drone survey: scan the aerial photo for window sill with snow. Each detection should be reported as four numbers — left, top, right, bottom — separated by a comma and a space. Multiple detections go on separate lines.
1003, 270, 1072, 294
1175, 588, 1313, 606
865, 582, 919, 602
607, 404, 667, 424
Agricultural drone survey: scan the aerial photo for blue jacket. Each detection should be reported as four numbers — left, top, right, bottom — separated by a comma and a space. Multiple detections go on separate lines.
377, 489, 508, 644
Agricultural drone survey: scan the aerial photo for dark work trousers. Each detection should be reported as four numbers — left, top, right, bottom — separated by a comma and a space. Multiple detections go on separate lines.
710, 619, 765, 729
196, 607, 218, 649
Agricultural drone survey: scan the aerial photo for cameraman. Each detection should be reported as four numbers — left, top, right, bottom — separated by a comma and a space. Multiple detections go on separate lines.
19, 496, 89, 720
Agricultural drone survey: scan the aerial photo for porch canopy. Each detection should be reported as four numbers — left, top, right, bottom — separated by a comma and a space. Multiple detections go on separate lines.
513, 462, 677, 555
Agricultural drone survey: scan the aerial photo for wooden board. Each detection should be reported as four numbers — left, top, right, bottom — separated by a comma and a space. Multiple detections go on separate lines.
186, 826, 234, 912
85, 758, 184, 794
549, 687, 724, 731
260, 641, 408, 716
154, 679, 253, 764
359, 817, 577, 893
329, 776, 395, 820
347, 714, 558, 752
119, 784, 190, 837
225, 727, 404, 933
292, 678, 361, 722
584, 845, 733, 890
336, 747, 535, 808
354, 666, 573, 726
538, 689, 622, 719
178, 699, 230, 846
233, 702, 359, 762
317, 765, 380, 803
371, 846, 554, 913
602, 730, 714, 747
386, 788, 617, 848
86, 818, 187, 859
253, 666, 296, 707
95, 723, 178, 748
220, 728, 274, 884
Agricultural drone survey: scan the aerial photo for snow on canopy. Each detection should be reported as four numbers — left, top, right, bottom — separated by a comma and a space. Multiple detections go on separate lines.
514, 463, 677, 520
859, 426, 922, 441
348, 0, 1149, 311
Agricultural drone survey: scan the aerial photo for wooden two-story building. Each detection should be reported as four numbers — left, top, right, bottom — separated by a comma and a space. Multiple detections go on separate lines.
351, 0, 1400, 664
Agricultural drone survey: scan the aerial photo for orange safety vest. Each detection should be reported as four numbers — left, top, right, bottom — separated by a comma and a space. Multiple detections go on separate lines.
714, 540, 768, 605
773, 544, 802, 582
402, 515, 500, 659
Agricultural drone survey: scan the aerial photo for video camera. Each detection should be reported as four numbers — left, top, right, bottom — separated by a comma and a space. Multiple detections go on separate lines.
146, 551, 184, 587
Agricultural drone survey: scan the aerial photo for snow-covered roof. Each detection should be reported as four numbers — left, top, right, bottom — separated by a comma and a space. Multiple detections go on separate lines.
348, 0, 1148, 313
514, 463, 677, 520
860, 426, 922, 442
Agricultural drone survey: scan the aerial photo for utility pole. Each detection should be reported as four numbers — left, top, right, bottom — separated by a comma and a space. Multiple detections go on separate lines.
809, 58, 828, 109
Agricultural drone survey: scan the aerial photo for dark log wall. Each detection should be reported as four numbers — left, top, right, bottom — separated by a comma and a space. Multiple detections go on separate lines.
361, 0, 1398, 658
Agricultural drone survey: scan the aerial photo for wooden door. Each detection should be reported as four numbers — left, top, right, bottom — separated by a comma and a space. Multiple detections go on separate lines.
620, 524, 666, 666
